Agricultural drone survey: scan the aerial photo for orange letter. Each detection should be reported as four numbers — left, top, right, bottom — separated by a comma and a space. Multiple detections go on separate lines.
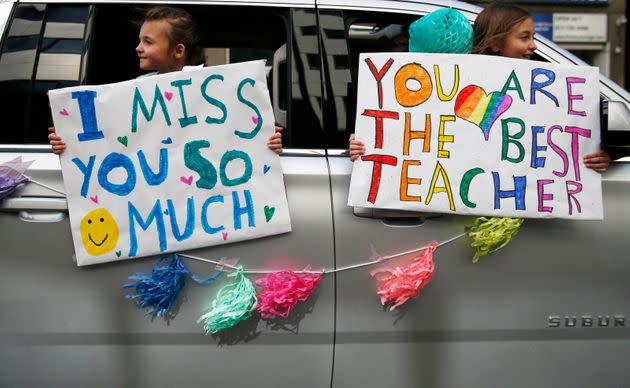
395, 63, 433, 107
403, 112, 431, 155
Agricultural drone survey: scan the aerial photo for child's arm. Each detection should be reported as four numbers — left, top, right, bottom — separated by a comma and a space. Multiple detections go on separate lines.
267, 126, 283, 154
583, 150, 610, 173
48, 127, 66, 155
349, 133, 365, 161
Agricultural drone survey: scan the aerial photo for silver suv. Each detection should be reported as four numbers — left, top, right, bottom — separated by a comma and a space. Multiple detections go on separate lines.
1, 1, 629, 387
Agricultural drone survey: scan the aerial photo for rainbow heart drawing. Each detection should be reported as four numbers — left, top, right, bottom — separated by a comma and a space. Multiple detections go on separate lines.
454, 85, 512, 140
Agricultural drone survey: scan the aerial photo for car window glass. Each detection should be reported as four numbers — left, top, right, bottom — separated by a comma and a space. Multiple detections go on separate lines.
0, 4, 90, 144
320, 10, 416, 148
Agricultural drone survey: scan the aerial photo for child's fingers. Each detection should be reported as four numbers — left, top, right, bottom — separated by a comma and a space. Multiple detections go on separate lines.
349, 133, 355, 142
267, 133, 282, 155
52, 143, 66, 155
274, 125, 284, 133
48, 126, 56, 134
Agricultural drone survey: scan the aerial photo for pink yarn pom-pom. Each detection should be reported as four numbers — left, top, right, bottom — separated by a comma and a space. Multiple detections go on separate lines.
255, 270, 323, 319
370, 242, 437, 311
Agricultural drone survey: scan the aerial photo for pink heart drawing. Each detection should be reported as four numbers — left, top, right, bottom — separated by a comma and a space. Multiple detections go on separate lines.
222, 231, 228, 241
164, 91, 173, 101
90, 195, 98, 204
180, 176, 193, 185
251, 116, 259, 124
59, 109, 69, 116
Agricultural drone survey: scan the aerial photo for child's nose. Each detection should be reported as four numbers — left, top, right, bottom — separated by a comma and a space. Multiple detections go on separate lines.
135, 42, 143, 53
530, 40, 538, 51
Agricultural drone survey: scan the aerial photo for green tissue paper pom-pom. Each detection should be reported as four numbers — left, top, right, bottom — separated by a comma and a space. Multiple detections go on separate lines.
409, 8, 473, 54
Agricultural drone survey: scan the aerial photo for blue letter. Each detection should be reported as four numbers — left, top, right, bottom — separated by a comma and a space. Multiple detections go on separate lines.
235, 78, 262, 139
98, 153, 136, 196
530, 68, 559, 107
531, 126, 547, 168
167, 197, 195, 241
171, 78, 198, 128
232, 190, 255, 230
201, 74, 227, 124
131, 85, 171, 132
72, 90, 104, 141
137, 148, 168, 186
493, 172, 526, 210
71, 156, 95, 197
201, 195, 225, 234
220, 150, 253, 187
128, 200, 167, 257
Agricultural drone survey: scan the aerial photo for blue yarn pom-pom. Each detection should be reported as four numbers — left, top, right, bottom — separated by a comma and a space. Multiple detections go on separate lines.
124, 254, 221, 318
409, 8, 473, 54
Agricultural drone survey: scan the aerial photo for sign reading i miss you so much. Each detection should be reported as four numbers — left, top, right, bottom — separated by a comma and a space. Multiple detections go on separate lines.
348, 53, 603, 220
49, 61, 291, 266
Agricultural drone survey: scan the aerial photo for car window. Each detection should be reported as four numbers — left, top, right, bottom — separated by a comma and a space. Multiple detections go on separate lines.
0, 4, 90, 145
0, 4, 323, 150
319, 10, 417, 148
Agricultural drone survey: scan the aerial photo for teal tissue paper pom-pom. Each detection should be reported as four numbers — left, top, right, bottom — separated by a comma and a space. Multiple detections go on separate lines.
408, 8, 473, 54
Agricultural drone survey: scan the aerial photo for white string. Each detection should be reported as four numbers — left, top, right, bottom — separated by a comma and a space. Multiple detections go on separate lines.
25, 176, 67, 196
179, 231, 467, 275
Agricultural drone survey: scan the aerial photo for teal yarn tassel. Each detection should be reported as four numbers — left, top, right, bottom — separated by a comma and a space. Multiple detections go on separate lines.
198, 266, 257, 334
124, 254, 222, 318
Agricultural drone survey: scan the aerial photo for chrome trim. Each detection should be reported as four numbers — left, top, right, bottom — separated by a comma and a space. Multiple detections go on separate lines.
19, 0, 316, 7
280, 148, 326, 156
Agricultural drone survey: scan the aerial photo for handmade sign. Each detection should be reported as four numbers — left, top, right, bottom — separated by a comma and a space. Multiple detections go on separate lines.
349, 53, 603, 219
49, 61, 291, 266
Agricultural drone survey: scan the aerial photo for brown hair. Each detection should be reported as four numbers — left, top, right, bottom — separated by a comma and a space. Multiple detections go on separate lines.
472, 3, 532, 55
143, 6, 205, 65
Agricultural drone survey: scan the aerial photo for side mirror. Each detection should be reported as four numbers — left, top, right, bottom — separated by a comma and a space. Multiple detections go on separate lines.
603, 100, 630, 158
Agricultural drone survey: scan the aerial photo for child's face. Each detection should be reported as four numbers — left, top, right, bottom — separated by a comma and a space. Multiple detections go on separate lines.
494, 17, 537, 60
136, 20, 182, 73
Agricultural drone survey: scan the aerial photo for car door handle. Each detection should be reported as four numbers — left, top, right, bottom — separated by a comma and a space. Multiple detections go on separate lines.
0, 197, 68, 211
0, 197, 67, 223
353, 207, 442, 226
18, 210, 66, 223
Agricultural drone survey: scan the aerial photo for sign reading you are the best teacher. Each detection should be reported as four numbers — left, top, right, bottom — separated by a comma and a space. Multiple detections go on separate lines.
349, 53, 603, 220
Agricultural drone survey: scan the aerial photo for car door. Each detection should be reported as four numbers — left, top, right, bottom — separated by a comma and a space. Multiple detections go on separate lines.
318, 1, 630, 387
0, 2, 335, 387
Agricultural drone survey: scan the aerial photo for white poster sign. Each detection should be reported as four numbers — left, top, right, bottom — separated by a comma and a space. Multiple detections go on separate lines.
348, 53, 603, 220
49, 61, 291, 266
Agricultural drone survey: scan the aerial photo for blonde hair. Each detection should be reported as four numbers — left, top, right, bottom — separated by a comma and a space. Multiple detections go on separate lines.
472, 3, 532, 55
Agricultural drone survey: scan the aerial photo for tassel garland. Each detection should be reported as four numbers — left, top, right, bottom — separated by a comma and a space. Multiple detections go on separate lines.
255, 270, 322, 319
198, 266, 257, 333
370, 242, 437, 311
468, 217, 523, 263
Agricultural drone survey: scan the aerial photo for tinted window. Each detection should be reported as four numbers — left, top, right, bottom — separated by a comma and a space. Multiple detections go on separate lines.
87, 5, 322, 149
318, 10, 416, 148
0, 4, 90, 144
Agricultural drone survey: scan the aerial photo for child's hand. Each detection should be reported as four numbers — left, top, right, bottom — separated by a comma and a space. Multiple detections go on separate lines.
583, 150, 610, 173
48, 127, 66, 155
349, 134, 365, 161
267, 126, 283, 154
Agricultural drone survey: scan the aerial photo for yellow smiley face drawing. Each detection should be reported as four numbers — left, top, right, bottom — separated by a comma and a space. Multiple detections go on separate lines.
80, 208, 119, 256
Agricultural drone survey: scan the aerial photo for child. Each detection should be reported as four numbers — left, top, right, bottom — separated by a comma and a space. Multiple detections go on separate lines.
350, 5, 610, 173
49, 6, 282, 154
472, 3, 609, 172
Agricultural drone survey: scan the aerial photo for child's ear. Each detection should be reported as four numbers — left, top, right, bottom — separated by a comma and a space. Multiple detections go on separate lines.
173, 43, 186, 59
